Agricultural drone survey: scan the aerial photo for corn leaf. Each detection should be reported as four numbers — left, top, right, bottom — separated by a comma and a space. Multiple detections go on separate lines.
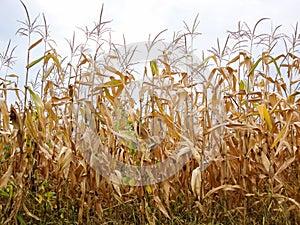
42, 64, 55, 82
6, 74, 19, 78
46, 53, 62, 71
271, 125, 287, 149
261, 151, 270, 173
204, 185, 242, 199
248, 57, 262, 78
28, 38, 43, 51
104, 65, 124, 78
257, 104, 273, 131
0, 165, 12, 189
102, 79, 122, 88
0, 99, 10, 130
25, 86, 44, 115
153, 195, 170, 219
26, 55, 45, 69
287, 90, 300, 103
275, 155, 295, 176
264, 54, 282, 76
150, 60, 159, 76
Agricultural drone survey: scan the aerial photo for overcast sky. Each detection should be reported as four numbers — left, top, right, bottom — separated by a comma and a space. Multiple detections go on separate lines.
0, 0, 299, 91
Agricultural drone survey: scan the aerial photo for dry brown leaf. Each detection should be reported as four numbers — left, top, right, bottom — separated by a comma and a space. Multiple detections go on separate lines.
271, 125, 288, 149
38, 141, 53, 159
23, 203, 40, 221
275, 155, 296, 177
57, 147, 73, 178
0, 165, 12, 189
0, 98, 10, 130
261, 151, 270, 174
257, 104, 273, 131
204, 185, 242, 199
191, 167, 202, 197
153, 195, 170, 219
273, 194, 300, 210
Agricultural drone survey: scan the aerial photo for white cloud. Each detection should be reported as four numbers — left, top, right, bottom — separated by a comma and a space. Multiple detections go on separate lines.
3, 0, 300, 64
25, 0, 299, 48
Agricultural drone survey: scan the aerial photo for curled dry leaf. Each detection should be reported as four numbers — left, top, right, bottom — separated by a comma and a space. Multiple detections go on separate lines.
153, 195, 170, 219
191, 167, 202, 197
204, 185, 242, 199
0, 165, 13, 189
57, 147, 73, 178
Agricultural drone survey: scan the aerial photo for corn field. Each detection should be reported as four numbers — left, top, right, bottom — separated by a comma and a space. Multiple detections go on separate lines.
0, 3, 299, 224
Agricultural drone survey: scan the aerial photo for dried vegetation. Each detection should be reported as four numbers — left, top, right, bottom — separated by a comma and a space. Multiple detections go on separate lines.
0, 3, 299, 224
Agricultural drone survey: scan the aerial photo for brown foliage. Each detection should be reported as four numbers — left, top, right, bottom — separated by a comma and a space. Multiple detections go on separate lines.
0, 4, 299, 224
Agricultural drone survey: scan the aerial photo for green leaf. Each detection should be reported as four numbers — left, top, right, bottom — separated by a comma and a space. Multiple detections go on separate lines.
45, 191, 56, 200
7, 184, 13, 198
25, 86, 44, 115
239, 80, 245, 91
0, 189, 9, 197
44, 53, 63, 83
26, 55, 45, 69
239, 79, 252, 93
248, 57, 262, 77
102, 79, 122, 88
4, 152, 10, 159
248, 55, 281, 78
265, 55, 281, 76
17, 214, 26, 225
150, 60, 159, 76
128, 178, 135, 186
145, 185, 152, 194
100, 137, 108, 141
198, 55, 218, 68
103, 88, 115, 105
122, 176, 130, 185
